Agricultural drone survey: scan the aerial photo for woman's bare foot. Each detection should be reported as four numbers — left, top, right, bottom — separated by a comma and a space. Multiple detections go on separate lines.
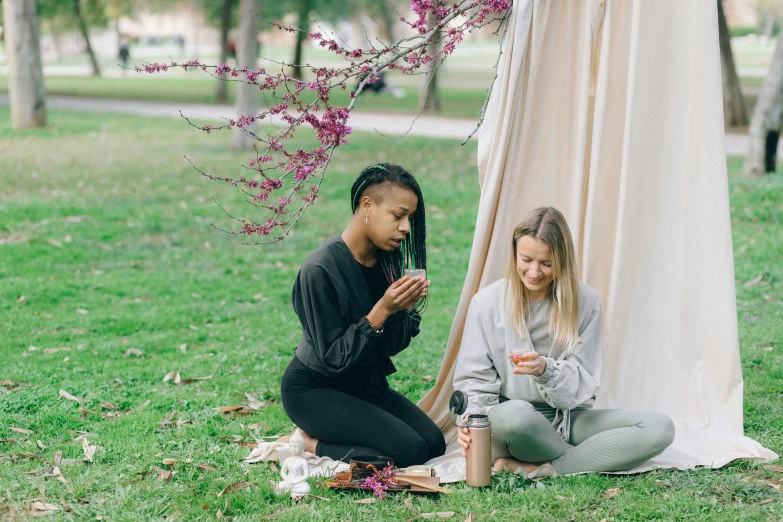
493, 457, 549, 475
299, 430, 318, 454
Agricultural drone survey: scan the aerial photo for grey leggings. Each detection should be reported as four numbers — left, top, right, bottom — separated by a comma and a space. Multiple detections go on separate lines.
488, 400, 675, 475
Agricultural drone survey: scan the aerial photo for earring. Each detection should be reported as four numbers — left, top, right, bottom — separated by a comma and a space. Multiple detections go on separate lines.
364, 214, 368, 225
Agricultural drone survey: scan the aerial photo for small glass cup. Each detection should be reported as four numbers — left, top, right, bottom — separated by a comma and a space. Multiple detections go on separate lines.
403, 268, 426, 280
510, 349, 537, 366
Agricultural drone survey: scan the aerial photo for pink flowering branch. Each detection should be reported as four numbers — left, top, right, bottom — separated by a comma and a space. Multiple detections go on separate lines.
137, 0, 513, 244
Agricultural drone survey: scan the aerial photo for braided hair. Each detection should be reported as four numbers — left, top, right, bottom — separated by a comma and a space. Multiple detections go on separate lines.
350, 163, 427, 312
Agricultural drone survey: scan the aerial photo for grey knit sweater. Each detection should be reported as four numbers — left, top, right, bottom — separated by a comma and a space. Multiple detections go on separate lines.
453, 279, 604, 440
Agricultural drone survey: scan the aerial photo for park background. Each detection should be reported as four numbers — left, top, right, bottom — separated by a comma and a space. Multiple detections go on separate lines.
1, 0, 782, 520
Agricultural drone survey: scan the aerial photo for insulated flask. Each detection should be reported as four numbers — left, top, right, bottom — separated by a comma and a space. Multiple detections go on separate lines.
449, 391, 492, 487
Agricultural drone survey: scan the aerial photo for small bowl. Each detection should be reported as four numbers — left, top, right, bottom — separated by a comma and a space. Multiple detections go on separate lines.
349, 455, 395, 469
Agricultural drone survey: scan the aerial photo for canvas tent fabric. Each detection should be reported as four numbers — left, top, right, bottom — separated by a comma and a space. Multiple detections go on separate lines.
421, 0, 777, 483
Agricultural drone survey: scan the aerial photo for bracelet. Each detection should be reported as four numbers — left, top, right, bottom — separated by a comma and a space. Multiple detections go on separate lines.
364, 315, 384, 335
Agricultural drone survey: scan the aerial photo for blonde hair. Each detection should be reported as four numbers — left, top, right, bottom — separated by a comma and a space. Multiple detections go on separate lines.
505, 207, 580, 350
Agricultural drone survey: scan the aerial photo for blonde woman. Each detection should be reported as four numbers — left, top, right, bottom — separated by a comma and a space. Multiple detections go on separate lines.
454, 207, 674, 477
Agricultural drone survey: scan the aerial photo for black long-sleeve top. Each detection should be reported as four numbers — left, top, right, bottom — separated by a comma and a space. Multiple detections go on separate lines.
292, 235, 421, 391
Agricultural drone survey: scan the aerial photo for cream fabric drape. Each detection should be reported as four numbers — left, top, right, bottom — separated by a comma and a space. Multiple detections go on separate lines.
422, 0, 777, 482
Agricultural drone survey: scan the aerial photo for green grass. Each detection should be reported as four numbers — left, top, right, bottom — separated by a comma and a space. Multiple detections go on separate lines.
0, 110, 782, 521
0, 74, 489, 120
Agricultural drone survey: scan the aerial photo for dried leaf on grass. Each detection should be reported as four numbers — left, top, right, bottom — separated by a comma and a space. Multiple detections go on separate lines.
214, 406, 244, 413
31, 502, 60, 515
59, 389, 83, 405
217, 405, 256, 416
44, 347, 71, 354
353, 498, 376, 504
464, 514, 477, 522
10, 427, 34, 434
36, 440, 44, 449
157, 410, 196, 430
163, 371, 181, 384
404, 496, 414, 511
743, 274, 764, 288
163, 371, 212, 386
269, 462, 278, 473
124, 348, 143, 357
196, 464, 218, 472
765, 465, 783, 473
1, 379, 28, 392
217, 481, 248, 497
162, 458, 178, 465
82, 438, 97, 463
177, 375, 212, 386
151, 466, 175, 482
603, 488, 621, 499
418, 512, 455, 519
51, 466, 69, 485
245, 393, 271, 410
54, 451, 62, 466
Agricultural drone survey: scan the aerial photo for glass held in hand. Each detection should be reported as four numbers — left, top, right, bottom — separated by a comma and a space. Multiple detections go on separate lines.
510, 349, 537, 366
403, 268, 426, 280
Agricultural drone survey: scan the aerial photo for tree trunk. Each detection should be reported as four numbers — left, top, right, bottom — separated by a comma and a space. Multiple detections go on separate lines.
419, 5, 441, 113
763, 87, 783, 173
291, 0, 314, 81
74, 0, 101, 77
2, 0, 47, 129
743, 34, 783, 176
762, 14, 775, 39
718, 0, 747, 127
50, 19, 65, 63
216, 0, 233, 104
378, 0, 396, 42
231, 0, 261, 150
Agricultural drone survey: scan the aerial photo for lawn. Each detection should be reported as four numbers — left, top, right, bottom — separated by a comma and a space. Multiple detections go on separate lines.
0, 74, 490, 121
0, 109, 782, 521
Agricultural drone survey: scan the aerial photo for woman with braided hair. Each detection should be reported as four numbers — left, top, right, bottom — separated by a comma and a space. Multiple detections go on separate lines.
280, 163, 446, 467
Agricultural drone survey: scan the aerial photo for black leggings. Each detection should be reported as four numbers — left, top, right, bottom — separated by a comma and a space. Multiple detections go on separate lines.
281, 356, 446, 468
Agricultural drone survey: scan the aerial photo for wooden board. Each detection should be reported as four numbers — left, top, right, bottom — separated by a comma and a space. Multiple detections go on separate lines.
326, 474, 442, 495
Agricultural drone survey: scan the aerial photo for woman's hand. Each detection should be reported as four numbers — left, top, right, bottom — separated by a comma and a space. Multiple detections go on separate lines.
365, 276, 429, 332
509, 351, 547, 377
382, 276, 429, 314
457, 416, 471, 457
